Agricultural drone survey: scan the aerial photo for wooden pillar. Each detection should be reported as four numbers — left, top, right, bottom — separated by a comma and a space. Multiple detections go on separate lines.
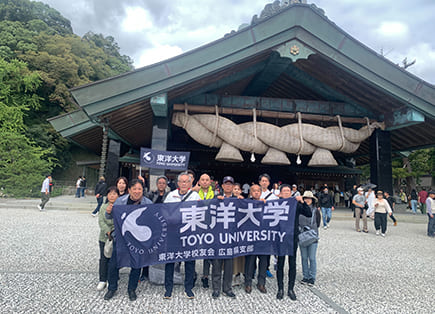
105, 139, 121, 188
369, 129, 393, 194
99, 125, 108, 178
149, 117, 169, 191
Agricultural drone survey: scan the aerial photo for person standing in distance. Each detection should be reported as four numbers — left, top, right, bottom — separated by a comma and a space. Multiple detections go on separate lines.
92, 176, 107, 217
318, 186, 334, 229
425, 190, 435, 237
352, 187, 368, 233
38, 174, 51, 211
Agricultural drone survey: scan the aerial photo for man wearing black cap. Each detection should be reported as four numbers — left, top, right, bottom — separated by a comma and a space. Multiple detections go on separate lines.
426, 190, 435, 237
211, 176, 236, 299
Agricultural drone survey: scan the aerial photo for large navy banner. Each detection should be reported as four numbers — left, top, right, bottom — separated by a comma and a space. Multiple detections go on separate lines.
112, 197, 297, 268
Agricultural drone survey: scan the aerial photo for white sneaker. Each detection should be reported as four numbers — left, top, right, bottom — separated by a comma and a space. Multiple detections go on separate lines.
376, 230, 380, 235
323, 226, 327, 230
327, 224, 330, 228
97, 281, 107, 291
91, 213, 97, 217
232, 274, 242, 287
37, 205, 42, 211
381, 233, 385, 237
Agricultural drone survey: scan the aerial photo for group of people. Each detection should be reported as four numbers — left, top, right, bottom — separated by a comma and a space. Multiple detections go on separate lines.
403, 187, 435, 237
95, 171, 321, 302
36, 169, 434, 304
408, 187, 431, 215
351, 187, 397, 236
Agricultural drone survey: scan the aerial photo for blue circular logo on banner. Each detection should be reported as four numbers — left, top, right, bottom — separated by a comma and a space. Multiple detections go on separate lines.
142, 151, 154, 164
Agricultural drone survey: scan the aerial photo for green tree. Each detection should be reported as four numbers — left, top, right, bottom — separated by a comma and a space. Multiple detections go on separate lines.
392, 159, 410, 191
409, 148, 434, 184
0, 57, 53, 197
0, 0, 134, 189
0, 0, 72, 35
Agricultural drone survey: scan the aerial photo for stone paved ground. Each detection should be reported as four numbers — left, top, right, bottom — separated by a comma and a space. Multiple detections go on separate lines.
0, 197, 433, 313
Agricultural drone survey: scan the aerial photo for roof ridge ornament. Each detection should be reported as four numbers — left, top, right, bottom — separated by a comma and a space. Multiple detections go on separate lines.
275, 39, 315, 62
225, 1, 326, 38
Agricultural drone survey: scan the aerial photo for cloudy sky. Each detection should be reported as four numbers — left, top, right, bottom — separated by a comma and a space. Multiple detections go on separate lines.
37, 0, 435, 84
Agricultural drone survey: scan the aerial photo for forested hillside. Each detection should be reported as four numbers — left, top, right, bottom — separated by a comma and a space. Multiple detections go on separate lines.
0, 0, 134, 196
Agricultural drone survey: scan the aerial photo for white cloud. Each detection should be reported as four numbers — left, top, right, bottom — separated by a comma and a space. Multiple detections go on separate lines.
122, 6, 153, 32
377, 21, 409, 38
36, 0, 435, 83
137, 44, 184, 67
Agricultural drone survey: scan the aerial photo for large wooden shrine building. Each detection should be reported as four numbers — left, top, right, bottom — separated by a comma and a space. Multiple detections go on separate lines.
49, 2, 435, 192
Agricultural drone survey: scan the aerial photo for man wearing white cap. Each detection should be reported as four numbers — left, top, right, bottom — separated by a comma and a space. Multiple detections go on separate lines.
352, 187, 368, 233
291, 184, 301, 197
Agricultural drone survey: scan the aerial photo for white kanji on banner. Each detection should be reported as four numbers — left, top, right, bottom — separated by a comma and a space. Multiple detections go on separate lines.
179, 205, 208, 233
263, 201, 290, 227
237, 203, 262, 227
215, 201, 236, 229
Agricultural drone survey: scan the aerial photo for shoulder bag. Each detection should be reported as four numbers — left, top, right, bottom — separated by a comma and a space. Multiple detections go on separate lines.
298, 212, 319, 247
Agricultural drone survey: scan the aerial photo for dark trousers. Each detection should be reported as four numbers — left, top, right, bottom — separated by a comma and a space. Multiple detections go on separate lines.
98, 241, 110, 282
420, 203, 427, 214
202, 259, 211, 277
277, 254, 297, 291
374, 212, 388, 233
165, 261, 195, 294
211, 258, 233, 293
389, 212, 397, 223
140, 267, 149, 280
92, 197, 104, 214
40, 192, 50, 209
244, 255, 268, 287
427, 213, 435, 236
107, 241, 140, 291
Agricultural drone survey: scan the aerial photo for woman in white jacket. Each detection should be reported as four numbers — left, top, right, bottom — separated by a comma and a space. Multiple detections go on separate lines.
365, 188, 375, 218
372, 191, 392, 237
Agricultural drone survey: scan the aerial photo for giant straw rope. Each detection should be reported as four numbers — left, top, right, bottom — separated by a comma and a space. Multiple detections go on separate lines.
172, 110, 382, 166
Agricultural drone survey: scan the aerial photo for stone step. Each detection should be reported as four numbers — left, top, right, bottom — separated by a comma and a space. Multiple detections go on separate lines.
0, 195, 97, 211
